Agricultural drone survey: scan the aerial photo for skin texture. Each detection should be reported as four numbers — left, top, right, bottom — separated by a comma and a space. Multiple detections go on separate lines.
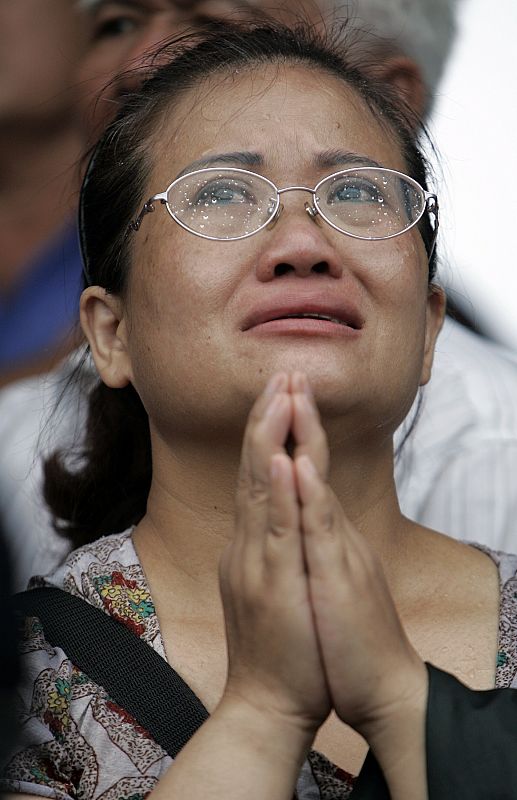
91, 68, 437, 450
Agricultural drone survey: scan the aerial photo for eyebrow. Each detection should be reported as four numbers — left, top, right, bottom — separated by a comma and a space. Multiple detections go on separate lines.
315, 149, 383, 170
177, 149, 385, 180
177, 151, 264, 177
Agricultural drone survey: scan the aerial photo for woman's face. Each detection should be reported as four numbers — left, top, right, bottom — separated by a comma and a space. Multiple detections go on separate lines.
98, 65, 443, 443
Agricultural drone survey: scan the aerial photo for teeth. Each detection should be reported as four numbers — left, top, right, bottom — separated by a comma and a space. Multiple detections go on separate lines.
281, 313, 345, 325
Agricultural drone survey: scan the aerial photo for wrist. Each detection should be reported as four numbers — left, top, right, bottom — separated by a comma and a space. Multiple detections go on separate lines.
215, 691, 318, 769
359, 659, 428, 743
358, 662, 428, 797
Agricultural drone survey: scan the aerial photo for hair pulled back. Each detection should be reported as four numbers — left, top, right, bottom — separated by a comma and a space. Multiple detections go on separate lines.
45, 19, 437, 547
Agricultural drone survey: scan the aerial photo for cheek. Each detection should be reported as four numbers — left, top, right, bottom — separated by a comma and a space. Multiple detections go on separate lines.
361, 233, 428, 313
126, 233, 238, 363
362, 235, 430, 372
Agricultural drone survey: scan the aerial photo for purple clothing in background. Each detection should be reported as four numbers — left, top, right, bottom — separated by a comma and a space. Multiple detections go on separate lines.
0, 222, 82, 369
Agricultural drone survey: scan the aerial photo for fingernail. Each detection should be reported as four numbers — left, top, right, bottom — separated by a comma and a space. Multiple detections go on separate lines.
264, 372, 286, 398
293, 372, 313, 399
301, 393, 316, 414
265, 392, 285, 417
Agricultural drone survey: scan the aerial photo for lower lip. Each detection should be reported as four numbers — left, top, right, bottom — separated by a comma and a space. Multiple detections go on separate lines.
246, 318, 361, 337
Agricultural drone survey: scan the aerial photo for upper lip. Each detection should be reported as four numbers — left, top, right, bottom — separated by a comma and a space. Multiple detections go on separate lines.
241, 295, 364, 331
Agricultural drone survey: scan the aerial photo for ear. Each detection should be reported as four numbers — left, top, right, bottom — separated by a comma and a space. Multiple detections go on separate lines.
369, 55, 427, 119
80, 286, 133, 388
420, 285, 446, 386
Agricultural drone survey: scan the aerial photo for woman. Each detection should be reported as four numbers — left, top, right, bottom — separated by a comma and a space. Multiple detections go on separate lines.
3, 21, 516, 800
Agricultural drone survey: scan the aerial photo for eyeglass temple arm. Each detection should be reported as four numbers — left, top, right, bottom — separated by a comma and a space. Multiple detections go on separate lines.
128, 193, 168, 233
425, 194, 439, 262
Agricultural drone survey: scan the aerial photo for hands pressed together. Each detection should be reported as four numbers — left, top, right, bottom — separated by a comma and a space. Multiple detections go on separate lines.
219, 372, 428, 755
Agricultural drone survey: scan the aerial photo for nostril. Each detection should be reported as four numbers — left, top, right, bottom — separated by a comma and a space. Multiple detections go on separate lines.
273, 262, 330, 277
274, 263, 295, 277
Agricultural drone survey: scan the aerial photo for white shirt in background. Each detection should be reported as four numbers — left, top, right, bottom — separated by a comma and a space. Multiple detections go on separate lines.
395, 317, 517, 551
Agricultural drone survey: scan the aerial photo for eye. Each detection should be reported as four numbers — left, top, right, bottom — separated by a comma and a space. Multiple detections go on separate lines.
194, 179, 255, 207
92, 9, 143, 40
327, 178, 383, 205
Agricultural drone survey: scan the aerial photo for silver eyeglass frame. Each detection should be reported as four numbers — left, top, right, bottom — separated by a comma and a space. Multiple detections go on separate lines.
129, 166, 439, 256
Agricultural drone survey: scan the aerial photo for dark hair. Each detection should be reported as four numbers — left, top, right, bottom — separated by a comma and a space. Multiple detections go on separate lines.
44, 19, 438, 547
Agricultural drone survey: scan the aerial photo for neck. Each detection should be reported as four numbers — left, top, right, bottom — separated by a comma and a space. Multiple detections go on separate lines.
133, 422, 413, 618
0, 121, 84, 294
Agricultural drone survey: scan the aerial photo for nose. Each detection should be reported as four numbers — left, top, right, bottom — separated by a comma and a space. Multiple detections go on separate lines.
254, 203, 344, 282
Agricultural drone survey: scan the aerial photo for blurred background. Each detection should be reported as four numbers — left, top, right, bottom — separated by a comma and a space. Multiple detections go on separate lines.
430, 0, 517, 349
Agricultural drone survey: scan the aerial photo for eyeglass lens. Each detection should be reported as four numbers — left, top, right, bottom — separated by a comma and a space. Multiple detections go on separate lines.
166, 170, 276, 239
165, 168, 425, 240
315, 169, 425, 239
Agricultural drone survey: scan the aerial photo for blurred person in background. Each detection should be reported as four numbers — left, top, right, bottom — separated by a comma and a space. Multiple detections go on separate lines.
0, 1, 94, 388
2, 0, 517, 594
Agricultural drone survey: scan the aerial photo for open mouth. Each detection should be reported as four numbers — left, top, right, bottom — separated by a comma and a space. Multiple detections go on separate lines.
241, 298, 364, 334
272, 312, 359, 328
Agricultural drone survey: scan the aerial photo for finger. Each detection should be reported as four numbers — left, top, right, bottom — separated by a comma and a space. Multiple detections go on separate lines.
264, 453, 304, 574
248, 371, 289, 424
240, 372, 291, 477
238, 391, 293, 495
291, 373, 329, 479
238, 371, 288, 473
296, 454, 334, 533
295, 454, 358, 580
236, 390, 293, 553
296, 454, 358, 541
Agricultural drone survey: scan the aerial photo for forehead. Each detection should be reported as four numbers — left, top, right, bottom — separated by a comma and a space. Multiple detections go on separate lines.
149, 63, 407, 183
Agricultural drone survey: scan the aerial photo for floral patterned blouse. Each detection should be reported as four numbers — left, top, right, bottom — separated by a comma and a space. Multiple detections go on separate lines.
2, 530, 517, 800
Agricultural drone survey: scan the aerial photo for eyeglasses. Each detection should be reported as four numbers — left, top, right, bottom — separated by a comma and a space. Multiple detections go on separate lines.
130, 166, 439, 252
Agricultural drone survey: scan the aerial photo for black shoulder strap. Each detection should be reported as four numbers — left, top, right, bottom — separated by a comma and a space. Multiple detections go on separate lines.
14, 587, 209, 758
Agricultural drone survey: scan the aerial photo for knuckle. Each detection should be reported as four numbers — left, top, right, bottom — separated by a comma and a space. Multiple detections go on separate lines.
236, 470, 268, 498
319, 508, 335, 533
247, 483, 269, 505
304, 505, 335, 537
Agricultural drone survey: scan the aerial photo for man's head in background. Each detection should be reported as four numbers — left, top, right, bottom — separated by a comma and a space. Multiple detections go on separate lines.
77, 0, 459, 140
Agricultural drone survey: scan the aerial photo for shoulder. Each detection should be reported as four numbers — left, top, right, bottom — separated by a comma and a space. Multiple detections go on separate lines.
1, 609, 100, 800
1, 616, 167, 800
473, 545, 517, 689
38, 530, 150, 621
39, 529, 137, 588
33, 528, 164, 650
2, 532, 170, 799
